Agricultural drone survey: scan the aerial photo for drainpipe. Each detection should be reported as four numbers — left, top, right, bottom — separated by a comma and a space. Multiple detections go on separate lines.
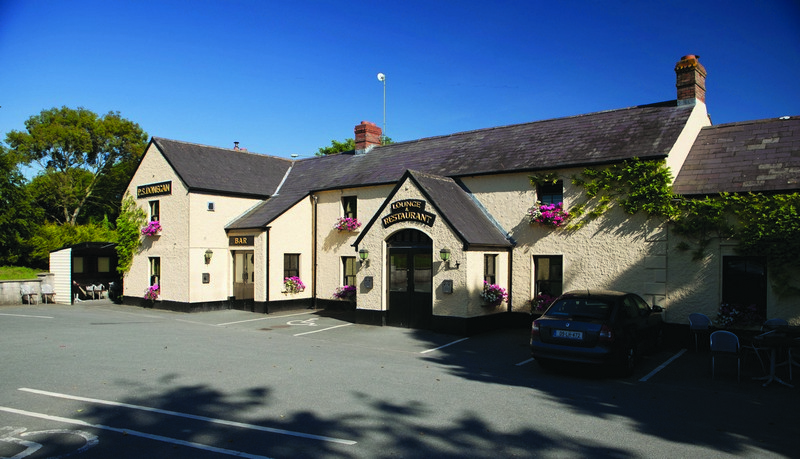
265, 227, 271, 313
312, 194, 318, 309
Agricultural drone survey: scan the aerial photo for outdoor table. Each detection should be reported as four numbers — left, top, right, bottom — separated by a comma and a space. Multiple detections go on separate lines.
753, 327, 800, 388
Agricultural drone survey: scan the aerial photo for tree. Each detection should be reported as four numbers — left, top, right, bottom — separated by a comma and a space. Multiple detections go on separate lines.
0, 144, 42, 265
316, 136, 393, 156
6, 106, 148, 226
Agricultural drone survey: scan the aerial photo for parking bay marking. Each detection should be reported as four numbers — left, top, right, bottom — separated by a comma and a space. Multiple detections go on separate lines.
420, 337, 469, 354
0, 313, 53, 319
0, 406, 273, 459
17, 388, 357, 446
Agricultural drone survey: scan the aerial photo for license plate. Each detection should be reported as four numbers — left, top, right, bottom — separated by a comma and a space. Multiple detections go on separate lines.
554, 329, 583, 340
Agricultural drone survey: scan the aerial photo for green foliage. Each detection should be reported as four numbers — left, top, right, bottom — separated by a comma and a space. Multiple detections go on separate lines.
317, 138, 355, 156
0, 144, 42, 265
565, 158, 799, 291
571, 158, 676, 220
6, 106, 147, 226
316, 136, 394, 156
671, 195, 734, 260
0, 266, 44, 280
115, 195, 146, 275
528, 172, 560, 188
27, 220, 117, 266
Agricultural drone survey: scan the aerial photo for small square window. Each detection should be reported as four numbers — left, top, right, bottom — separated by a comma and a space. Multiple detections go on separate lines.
538, 181, 563, 205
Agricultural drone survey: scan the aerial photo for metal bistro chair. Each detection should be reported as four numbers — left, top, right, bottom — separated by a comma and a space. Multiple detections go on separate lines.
741, 318, 788, 374
689, 313, 713, 352
710, 330, 741, 382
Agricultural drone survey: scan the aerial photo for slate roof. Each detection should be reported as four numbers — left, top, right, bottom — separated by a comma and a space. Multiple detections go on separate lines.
672, 117, 800, 196
151, 137, 292, 198
227, 101, 695, 229
354, 170, 512, 249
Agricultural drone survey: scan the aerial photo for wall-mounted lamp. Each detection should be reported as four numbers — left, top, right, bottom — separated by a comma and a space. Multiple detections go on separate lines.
359, 248, 370, 266
204, 249, 213, 265
440, 247, 459, 269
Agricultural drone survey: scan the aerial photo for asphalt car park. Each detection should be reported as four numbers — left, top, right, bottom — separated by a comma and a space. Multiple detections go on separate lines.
2, 301, 799, 458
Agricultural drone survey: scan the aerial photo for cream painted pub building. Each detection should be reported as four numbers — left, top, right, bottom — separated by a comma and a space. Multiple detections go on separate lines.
124, 56, 800, 333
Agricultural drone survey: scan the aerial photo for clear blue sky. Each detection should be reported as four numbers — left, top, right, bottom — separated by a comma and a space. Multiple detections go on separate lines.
1, 0, 798, 160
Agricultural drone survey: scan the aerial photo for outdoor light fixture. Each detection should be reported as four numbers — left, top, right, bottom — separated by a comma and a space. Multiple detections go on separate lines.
359, 248, 370, 265
204, 249, 213, 264
439, 247, 459, 269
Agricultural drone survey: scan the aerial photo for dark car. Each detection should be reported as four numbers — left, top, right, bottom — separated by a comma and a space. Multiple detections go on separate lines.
530, 290, 663, 375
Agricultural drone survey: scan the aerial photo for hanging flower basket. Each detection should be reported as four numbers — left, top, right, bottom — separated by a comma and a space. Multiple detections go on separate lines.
141, 220, 162, 236
716, 303, 764, 328
480, 281, 508, 307
284, 276, 306, 294
333, 285, 356, 301
527, 202, 569, 227
334, 217, 362, 232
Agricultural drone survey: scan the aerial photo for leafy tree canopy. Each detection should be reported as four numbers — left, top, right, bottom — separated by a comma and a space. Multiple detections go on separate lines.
0, 144, 42, 265
6, 106, 147, 226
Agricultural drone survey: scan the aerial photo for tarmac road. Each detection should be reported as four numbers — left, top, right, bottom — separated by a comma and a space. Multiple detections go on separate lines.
1, 301, 798, 458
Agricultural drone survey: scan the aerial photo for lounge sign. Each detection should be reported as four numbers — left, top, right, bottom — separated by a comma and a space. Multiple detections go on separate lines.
137, 181, 172, 198
382, 199, 436, 228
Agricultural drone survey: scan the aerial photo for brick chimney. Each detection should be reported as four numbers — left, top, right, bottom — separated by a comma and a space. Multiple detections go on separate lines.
675, 55, 707, 106
354, 121, 382, 154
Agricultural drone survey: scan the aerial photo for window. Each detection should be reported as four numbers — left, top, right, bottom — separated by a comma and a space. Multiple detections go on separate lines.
149, 257, 160, 286
534, 255, 563, 298
342, 196, 357, 219
149, 200, 160, 221
538, 181, 563, 205
342, 257, 357, 287
284, 254, 300, 280
72, 257, 84, 274
98, 257, 110, 273
484, 254, 497, 285
722, 256, 767, 320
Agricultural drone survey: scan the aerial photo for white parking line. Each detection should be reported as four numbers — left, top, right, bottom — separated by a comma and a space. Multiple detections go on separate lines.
639, 349, 687, 382
294, 323, 354, 336
515, 358, 535, 366
0, 313, 53, 319
0, 405, 273, 459
217, 311, 313, 326
420, 337, 469, 354
18, 388, 357, 445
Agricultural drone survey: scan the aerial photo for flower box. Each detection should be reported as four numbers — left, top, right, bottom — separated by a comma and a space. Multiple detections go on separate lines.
284, 276, 306, 294
333, 285, 356, 301
334, 217, 362, 232
144, 284, 160, 301
528, 202, 569, 227
480, 281, 508, 306
141, 220, 162, 236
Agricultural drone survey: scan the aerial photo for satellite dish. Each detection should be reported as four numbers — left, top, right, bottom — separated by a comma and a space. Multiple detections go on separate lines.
377, 73, 385, 82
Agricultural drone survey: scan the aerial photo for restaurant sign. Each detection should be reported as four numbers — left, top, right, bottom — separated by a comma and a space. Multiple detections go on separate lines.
137, 181, 172, 199
382, 199, 436, 228
229, 235, 255, 246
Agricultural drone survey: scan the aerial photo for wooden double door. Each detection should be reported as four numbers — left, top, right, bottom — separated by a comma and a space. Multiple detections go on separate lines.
387, 230, 433, 329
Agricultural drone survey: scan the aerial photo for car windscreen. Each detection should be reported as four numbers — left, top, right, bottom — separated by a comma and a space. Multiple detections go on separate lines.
545, 298, 614, 320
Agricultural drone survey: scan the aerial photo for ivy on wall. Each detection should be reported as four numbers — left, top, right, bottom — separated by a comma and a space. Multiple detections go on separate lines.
115, 194, 146, 275
531, 158, 800, 293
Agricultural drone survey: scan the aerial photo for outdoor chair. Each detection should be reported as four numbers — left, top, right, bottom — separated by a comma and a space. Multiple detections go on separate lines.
20, 285, 38, 304
710, 330, 740, 382
741, 318, 787, 373
689, 313, 712, 352
41, 284, 56, 304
